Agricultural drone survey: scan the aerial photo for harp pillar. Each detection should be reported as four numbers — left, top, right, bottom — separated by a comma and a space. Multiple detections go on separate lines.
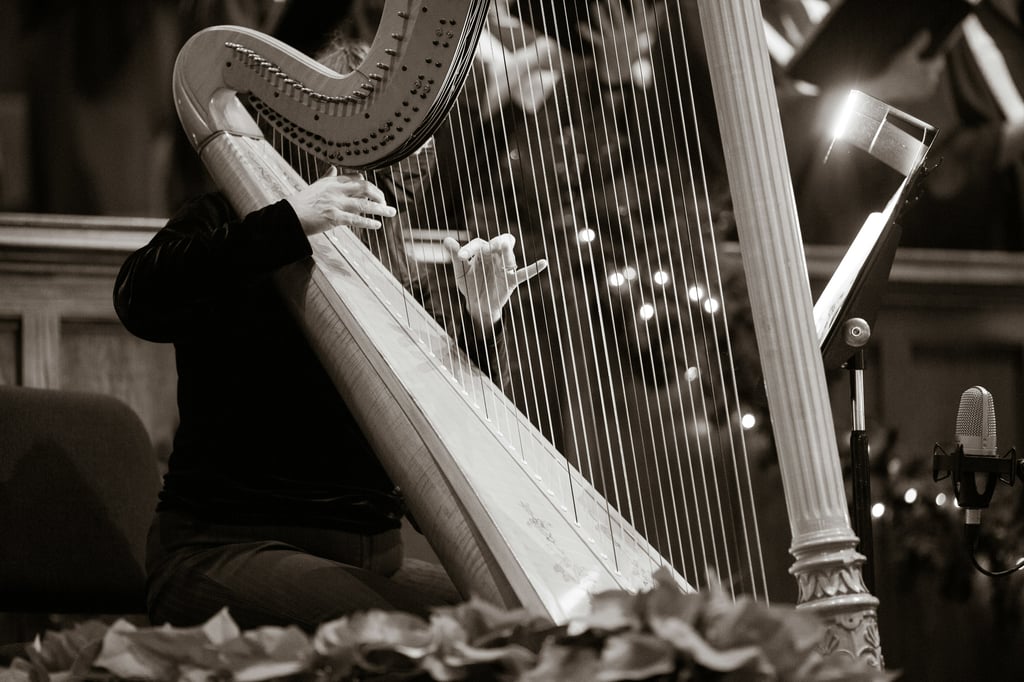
697, 0, 883, 668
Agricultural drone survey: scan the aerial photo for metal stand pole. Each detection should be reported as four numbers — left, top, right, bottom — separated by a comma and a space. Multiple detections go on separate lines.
845, 323, 875, 593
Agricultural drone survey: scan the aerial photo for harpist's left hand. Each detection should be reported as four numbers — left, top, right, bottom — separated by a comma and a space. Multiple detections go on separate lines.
443, 234, 548, 328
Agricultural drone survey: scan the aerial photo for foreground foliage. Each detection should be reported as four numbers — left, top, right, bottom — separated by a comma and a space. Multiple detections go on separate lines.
0, 569, 894, 681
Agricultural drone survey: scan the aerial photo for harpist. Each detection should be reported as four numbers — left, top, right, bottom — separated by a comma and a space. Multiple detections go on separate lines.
114, 35, 547, 629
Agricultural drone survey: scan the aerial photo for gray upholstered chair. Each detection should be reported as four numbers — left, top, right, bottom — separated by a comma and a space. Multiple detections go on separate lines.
0, 385, 160, 616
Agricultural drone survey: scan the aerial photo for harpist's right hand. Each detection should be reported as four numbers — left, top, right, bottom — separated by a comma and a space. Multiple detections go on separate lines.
286, 166, 397, 236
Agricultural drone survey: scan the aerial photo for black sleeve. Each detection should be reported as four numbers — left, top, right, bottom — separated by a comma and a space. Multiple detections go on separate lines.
454, 313, 511, 389
113, 193, 311, 343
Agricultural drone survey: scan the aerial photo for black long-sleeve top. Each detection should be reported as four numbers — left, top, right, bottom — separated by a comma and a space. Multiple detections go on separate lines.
115, 193, 507, 533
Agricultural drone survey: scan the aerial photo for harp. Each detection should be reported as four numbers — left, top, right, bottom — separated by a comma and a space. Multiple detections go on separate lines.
173, 0, 884, 665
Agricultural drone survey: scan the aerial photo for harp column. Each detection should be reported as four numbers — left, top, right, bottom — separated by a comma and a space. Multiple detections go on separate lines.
697, 0, 883, 669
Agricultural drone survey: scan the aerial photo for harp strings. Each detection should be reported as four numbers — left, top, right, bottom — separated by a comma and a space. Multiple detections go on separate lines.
691, 2, 767, 598
595, 2, 690, 576
671, 0, 768, 597
255, 0, 769, 601
529, 2, 654, 571
469, 4, 638, 559
458, 9, 594, 512
645, 1, 726, 588
574, 0, 674, 571
501, 0, 696, 579
462, 10, 592, 491
486, 0, 767, 599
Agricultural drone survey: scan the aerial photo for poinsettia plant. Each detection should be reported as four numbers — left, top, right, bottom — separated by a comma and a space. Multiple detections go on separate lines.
0, 569, 894, 681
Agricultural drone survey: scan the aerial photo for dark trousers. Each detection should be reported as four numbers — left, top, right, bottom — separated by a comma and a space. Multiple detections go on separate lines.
145, 510, 460, 632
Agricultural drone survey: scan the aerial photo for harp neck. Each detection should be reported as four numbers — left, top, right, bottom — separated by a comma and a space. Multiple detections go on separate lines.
173, 1, 489, 170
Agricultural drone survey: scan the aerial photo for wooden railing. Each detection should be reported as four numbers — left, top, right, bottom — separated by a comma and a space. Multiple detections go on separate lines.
5, 210, 1023, 467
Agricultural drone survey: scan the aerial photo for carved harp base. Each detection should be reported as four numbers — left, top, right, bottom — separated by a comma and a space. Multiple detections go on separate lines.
791, 545, 884, 670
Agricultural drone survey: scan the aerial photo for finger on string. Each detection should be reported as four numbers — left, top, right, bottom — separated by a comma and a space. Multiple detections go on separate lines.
336, 178, 388, 205
458, 238, 488, 261
514, 258, 549, 285
442, 238, 469, 278
342, 197, 396, 218
489, 233, 517, 250
364, 183, 390, 205
362, 198, 398, 218
321, 165, 339, 179
340, 212, 384, 231
488, 234, 518, 268
442, 237, 462, 257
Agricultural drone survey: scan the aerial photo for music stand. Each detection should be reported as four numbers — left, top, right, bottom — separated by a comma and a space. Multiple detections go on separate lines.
812, 91, 936, 592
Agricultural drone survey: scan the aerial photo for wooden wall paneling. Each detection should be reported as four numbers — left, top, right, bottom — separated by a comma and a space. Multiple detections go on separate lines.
19, 307, 60, 389
0, 318, 20, 385
0, 213, 177, 464
61, 320, 178, 464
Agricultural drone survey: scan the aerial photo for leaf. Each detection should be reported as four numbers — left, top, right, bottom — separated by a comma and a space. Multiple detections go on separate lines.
317, 610, 435, 676
595, 632, 676, 682
28, 620, 108, 673
216, 625, 313, 682
120, 607, 239, 656
419, 656, 467, 682
348, 610, 435, 658
645, 568, 705, 627
313, 616, 358, 680
0, 658, 37, 682
66, 638, 106, 680
0, 571, 896, 682
566, 588, 643, 636
447, 640, 537, 666
98, 612, 314, 682
437, 596, 548, 643
420, 638, 537, 682
734, 603, 823, 676
647, 613, 761, 673
313, 615, 356, 654
6, 649, 48, 682
427, 611, 469, 650
93, 620, 184, 680
419, 603, 546, 681
520, 640, 603, 682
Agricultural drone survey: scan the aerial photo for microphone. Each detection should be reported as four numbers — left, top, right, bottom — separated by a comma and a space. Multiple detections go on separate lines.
953, 386, 999, 525
933, 386, 1022, 577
